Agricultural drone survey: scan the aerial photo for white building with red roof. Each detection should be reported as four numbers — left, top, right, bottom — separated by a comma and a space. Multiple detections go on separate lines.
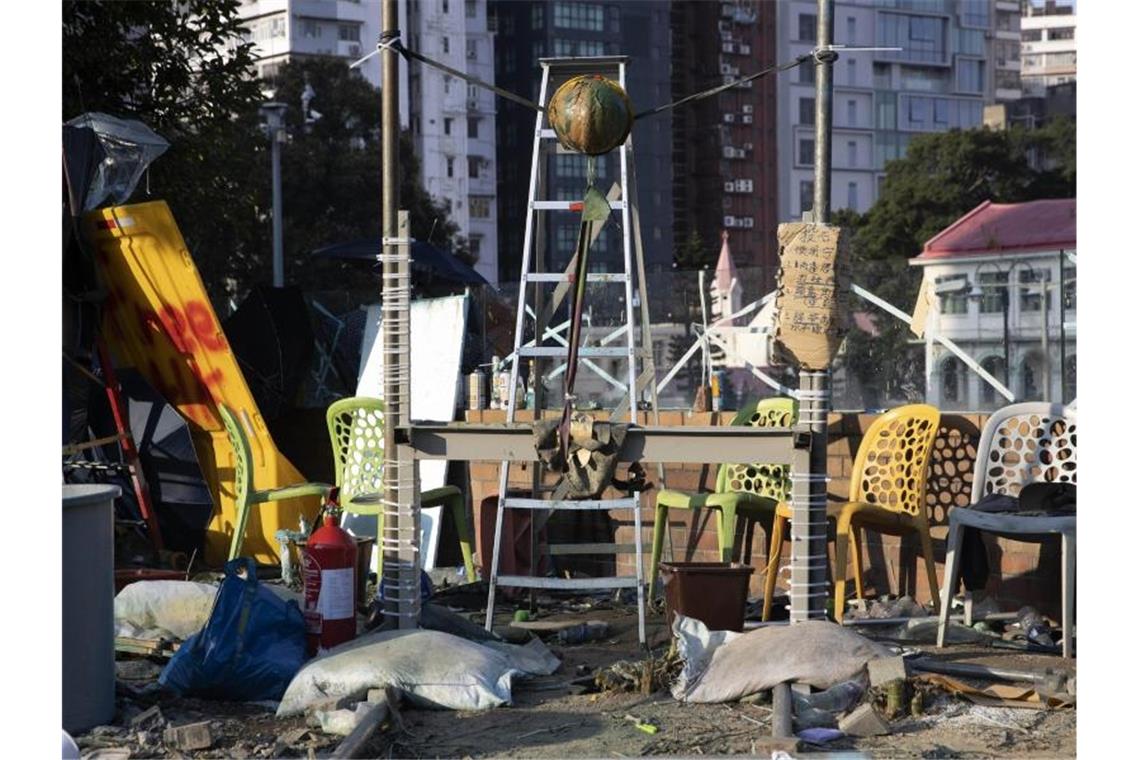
909, 198, 1075, 411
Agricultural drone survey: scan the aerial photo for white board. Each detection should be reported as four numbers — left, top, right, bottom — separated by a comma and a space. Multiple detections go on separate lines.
347, 294, 467, 573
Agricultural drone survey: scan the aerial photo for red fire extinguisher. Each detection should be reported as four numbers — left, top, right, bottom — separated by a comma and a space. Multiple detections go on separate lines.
301, 488, 357, 656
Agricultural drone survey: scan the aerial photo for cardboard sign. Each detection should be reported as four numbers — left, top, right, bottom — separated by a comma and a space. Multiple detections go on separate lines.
773, 223, 851, 370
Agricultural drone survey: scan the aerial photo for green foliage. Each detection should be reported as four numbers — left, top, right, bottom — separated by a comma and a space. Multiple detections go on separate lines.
837, 122, 1076, 408
63, 1, 465, 308
63, 0, 268, 302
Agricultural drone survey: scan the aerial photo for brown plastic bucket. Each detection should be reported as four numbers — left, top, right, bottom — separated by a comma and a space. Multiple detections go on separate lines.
658, 562, 753, 632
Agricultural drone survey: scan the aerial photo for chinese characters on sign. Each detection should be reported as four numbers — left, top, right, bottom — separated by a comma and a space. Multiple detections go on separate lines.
774, 223, 851, 370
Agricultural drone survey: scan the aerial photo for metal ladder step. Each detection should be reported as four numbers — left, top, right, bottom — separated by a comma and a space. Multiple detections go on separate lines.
524, 272, 629, 283
531, 199, 626, 211
548, 542, 637, 556
517, 346, 631, 358
503, 497, 638, 511
494, 575, 641, 591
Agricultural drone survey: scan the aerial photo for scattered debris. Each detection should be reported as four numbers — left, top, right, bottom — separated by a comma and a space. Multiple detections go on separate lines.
163, 720, 214, 750
622, 714, 659, 734
129, 704, 166, 731
837, 703, 891, 737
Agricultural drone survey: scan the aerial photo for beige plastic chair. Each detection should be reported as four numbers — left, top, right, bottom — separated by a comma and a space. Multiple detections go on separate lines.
936, 402, 1076, 657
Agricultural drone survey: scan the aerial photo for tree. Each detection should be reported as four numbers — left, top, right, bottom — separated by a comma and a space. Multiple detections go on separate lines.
266, 59, 467, 296
836, 121, 1076, 408
63, 0, 268, 304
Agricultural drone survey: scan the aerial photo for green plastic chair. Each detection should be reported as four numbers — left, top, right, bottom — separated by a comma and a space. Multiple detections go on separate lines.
326, 397, 477, 582
221, 404, 333, 561
649, 397, 798, 599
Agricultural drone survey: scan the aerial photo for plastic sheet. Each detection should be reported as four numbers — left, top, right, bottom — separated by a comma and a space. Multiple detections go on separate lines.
64, 112, 168, 211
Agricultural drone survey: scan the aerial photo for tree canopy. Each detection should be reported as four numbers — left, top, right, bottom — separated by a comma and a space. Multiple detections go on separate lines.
63, 0, 463, 308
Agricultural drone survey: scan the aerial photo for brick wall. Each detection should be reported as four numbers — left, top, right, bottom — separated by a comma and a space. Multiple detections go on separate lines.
462, 409, 1064, 619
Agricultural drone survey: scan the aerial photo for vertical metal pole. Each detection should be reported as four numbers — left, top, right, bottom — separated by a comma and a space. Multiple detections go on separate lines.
812, 0, 834, 221
1002, 287, 1011, 392
270, 128, 284, 288
1040, 275, 1049, 401
1058, 249, 1066, 403
380, 0, 403, 623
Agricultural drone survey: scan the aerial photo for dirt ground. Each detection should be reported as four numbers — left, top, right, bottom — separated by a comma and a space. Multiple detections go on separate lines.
84, 592, 1076, 759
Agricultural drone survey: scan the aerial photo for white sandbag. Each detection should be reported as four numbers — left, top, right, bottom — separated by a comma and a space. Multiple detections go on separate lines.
113, 581, 218, 641
482, 637, 561, 677
277, 629, 518, 716
672, 614, 890, 703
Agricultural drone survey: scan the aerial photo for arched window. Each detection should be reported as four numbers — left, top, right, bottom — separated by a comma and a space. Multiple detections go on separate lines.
941, 357, 965, 407
980, 355, 1006, 406
1021, 353, 1043, 401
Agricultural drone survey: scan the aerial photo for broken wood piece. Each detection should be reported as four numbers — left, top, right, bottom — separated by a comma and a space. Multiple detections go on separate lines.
837, 704, 890, 737
330, 688, 398, 759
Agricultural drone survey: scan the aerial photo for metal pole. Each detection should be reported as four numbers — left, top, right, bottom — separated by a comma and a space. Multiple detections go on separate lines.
380, 0, 403, 623
1058, 249, 1066, 403
1040, 275, 1049, 401
812, 0, 834, 220
1002, 287, 1011, 392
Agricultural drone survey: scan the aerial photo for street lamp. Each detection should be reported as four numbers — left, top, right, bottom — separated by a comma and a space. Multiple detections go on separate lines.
260, 101, 288, 288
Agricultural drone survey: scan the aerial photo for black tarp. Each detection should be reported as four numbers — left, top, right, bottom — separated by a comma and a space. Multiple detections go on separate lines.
223, 286, 315, 420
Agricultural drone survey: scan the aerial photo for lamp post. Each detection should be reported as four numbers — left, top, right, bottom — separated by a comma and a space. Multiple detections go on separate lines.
260, 101, 288, 288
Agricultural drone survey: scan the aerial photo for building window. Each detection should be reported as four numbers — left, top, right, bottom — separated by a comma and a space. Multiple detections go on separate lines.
959, 0, 989, 28
465, 0, 476, 19
798, 60, 815, 85
847, 99, 856, 125
1021, 28, 1042, 42
532, 41, 545, 59
443, 117, 452, 135
467, 117, 479, 138
556, 224, 578, 254
608, 6, 621, 34
799, 180, 814, 215
936, 274, 968, 314
443, 75, 451, 94
847, 140, 857, 167
441, 0, 449, 12
1062, 265, 1076, 311
442, 36, 450, 54
978, 270, 1009, 314
799, 97, 815, 126
1021, 355, 1042, 401
1064, 354, 1076, 399
955, 58, 985, 95
847, 182, 858, 209
873, 62, 891, 89
798, 14, 817, 42
555, 153, 606, 178
446, 157, 454, 178
847, 58, 856, 86
532, 4, 544, 29
469, 195, 491, 218
1049, 26, 1075, 41
469, 236, 481, 259
980, 356, 1006, 405
466, 39, 477, 59
941, 357, 963, 405
1019, 269, 1051, 312
303, 20, 321, 38
553, 38, 604, 57
933, 98, 949, 126
338, 24, 359, 42
846, 16, 856, 41
467, 157, 480, 178
797, 138, 814, 166
877, 12, 947, 64
553, 2, 604, 31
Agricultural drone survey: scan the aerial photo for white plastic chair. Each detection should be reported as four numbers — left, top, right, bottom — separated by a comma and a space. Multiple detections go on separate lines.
936, 402, 1076, 657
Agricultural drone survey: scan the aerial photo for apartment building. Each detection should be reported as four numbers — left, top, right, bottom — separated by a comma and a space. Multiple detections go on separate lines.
1020, 0, 1076, 97
775, 0, 1015, 221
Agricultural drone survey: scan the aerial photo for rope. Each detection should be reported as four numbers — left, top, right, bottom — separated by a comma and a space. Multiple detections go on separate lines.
634, 53, 811, 120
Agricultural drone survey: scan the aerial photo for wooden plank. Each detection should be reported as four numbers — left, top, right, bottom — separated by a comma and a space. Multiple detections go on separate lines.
330, 690, 395, 759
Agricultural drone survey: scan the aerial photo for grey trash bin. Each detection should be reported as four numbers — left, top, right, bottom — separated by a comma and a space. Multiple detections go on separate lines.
62, 484, 120, 734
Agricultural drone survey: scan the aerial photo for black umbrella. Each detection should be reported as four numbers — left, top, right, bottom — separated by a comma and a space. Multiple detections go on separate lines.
310, 239, 490, 286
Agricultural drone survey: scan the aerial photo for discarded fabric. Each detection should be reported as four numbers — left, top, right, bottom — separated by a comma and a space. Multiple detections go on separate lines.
159, 559, 307, 702
671, 615, 890, 703
114, 581, 218, 641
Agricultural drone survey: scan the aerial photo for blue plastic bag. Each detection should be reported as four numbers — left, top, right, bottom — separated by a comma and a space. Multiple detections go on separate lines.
159, 558, 307, 702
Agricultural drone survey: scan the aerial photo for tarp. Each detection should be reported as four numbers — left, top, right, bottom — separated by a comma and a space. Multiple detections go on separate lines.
311, 239, 490, 286
223, 286, 315, 421
64, 113, 168, 211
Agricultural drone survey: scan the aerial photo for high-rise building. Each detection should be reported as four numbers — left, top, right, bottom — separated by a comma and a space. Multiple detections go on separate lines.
406, 0, 499, 285
1020, 0, 1076, 97
775, 0, 1009, 221
235, 0, 499, 285
671, 1, 780, 292
490, 1, 673, 286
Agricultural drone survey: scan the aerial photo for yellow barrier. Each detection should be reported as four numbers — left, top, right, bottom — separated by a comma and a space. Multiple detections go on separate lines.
85, 200, 320, 565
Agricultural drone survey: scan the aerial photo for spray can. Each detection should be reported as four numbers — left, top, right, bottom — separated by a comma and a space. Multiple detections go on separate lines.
467, 368, 486, 411
710, 370, 725, 412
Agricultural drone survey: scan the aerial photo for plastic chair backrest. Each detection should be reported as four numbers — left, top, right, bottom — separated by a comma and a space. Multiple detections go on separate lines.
717, 397, 799, 501
326, 396, 386, 509
218, 404, 253, 510
971, 401, 1076, 502
849, 404, 941, 517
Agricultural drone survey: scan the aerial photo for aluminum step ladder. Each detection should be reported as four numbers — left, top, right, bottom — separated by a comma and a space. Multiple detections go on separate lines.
484, 56, 661, 645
